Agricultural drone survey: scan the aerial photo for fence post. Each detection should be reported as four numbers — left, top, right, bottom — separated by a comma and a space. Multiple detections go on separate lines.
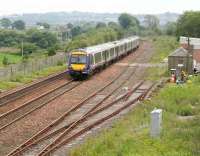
150, 109, 162, 138
10, 66, 13, 78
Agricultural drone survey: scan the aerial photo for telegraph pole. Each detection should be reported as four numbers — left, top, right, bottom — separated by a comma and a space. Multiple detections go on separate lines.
21, 39, 24, 57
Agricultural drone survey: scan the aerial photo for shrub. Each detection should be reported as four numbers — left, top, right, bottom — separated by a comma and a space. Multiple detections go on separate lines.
2, 56, 9, 65
22, 54, 29, 63
177, 105, 194, 116
48, 47, 56, 56
22, 42, 38, 54
57, 61, 63, 66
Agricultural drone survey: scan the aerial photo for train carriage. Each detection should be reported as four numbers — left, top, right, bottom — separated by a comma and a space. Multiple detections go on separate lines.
67, 36, 140, 79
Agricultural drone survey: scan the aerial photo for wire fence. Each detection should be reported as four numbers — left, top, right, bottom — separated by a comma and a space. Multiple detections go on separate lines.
0, 52, 67, 80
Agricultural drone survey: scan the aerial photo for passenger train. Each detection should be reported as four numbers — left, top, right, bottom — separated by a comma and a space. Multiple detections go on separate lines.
67, 36, 140, 79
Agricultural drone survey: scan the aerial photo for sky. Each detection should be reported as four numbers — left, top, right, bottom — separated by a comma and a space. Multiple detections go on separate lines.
0, 0, 199, 15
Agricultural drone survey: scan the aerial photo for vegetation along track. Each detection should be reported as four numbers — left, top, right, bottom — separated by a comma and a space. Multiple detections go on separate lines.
0, 71, 67, 107
8, 80, 155, 156
7, 64, 141, 156
0, 79, 81, 131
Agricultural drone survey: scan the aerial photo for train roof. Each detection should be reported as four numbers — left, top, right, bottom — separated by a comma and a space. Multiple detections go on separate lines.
79, 36, 139, 55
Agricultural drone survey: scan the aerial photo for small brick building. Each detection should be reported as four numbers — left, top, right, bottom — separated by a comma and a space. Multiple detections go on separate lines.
168, 47, 193, 74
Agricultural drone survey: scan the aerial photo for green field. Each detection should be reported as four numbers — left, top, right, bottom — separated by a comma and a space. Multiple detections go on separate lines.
70, 77, 200, 156
0, 53, 22, 66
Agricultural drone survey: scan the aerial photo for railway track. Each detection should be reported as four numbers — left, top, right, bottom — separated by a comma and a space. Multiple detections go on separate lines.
40, 82, 155, 156
7, 80, 155, 156
0, 80, 81, 131
0, 71, 67, 106
6, 65, 151, 156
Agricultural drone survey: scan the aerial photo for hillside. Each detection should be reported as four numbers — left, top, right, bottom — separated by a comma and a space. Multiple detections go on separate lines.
0, 11, 180, 26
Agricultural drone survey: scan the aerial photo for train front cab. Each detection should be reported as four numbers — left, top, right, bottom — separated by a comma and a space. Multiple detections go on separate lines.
67, 51, 91, 79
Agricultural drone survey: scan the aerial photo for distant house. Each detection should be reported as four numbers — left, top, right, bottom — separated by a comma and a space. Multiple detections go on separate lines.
37, 25, 45, 30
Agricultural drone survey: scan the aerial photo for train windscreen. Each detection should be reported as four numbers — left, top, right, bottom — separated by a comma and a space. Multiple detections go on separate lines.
71, 55, 87, 64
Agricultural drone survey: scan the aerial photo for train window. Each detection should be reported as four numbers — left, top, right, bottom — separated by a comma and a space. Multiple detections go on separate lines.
106, 50, 110, 60
90, 55, 94, 65
71, 55, 87, 64
95, 52, 102, 63
115, 47, 118, 54
110, 48, 114, 57
102, 51, 106, 61
125, 43, 127, 51
121, 45, 124, 53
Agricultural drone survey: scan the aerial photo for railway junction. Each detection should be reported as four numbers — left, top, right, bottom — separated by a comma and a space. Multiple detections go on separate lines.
0, 40, 165, 156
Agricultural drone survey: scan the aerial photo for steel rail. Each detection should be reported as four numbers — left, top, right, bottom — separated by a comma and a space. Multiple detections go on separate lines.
0, 80, 80, 131
7, 68, 129, 156
40, 83, 155, 156
0, 71, 66, 106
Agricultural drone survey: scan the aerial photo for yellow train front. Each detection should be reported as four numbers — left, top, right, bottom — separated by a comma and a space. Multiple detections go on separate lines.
67, 50, 92, 79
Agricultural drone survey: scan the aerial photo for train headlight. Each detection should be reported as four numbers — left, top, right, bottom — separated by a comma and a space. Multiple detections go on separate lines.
68, 65, 72, 69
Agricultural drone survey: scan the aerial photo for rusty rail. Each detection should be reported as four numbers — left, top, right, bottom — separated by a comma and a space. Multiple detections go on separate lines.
39, 82, 154, 156
7, 67, 130, 156
0, 80, 80, 131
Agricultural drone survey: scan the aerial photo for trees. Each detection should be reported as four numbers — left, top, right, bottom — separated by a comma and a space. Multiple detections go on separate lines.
118, 13, 139, 29
0, 18, 12, 29
118, 13, 140, 36
12, 20, 26, 30
70, 26, 82, 38
96, 22, 107, 29
67, 23, 73, 29
164, 22, 177, 36
26, 29, 57, 49
36, 22, 50, 29
141, 15, 161, 36
144, 15, 159, 30
0, 30, 24, 47
177, 11, 200, 38
0, 29, 57, 50
66, 27, 120, 51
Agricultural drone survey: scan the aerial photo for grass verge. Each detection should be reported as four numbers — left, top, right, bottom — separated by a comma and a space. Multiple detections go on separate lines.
0, 65, 66, 91
69, 76, 200, 156
145, 67, 168, 81
150, 36, 179, 63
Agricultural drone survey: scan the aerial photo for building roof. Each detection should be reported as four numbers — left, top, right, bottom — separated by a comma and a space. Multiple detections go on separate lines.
180, 36, 200, 49
193, 44, 200, 50
169, 47, 192, 57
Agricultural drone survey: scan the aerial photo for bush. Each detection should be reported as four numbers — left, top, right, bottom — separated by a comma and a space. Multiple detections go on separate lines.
22, 42, 38, 54
2, 56, 9, 65
57, 61, 63, 66
177, 105, 194, 116
48, 47, 56, 56
22, 54, 29, 63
